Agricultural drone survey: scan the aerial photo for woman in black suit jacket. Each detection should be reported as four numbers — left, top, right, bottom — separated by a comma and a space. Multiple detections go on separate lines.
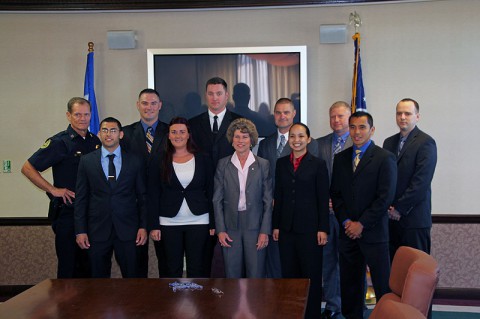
272, 123, 330, 319
149, 117, 214, 278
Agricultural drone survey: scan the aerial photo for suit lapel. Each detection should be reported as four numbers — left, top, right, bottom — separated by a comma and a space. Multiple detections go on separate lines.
294, 153, 312, 176
226, 160, 240, 193
353, 142, 375, 177
133, 122, 149, 159
397, 126, 418, 161
200, 112, 213, 141
215, 110, 231, 143
151, 122, 166, 156
94, 150, 110, 186
246, 158, 259, 189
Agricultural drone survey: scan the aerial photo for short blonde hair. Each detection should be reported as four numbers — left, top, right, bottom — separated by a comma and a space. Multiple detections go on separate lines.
226, 118, 259, 147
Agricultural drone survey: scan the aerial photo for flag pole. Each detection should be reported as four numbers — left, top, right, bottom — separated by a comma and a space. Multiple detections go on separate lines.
84, 42, 99, 134
352, 32, 360, 113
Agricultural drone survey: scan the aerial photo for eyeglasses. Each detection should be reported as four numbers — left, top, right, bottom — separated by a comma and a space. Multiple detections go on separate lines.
100, 128, 119, 134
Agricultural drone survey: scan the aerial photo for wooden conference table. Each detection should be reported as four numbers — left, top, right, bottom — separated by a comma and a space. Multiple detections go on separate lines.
0, 278, 309, 318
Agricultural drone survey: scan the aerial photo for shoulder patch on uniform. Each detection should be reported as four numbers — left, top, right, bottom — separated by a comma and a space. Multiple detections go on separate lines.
41, 139, 51, 149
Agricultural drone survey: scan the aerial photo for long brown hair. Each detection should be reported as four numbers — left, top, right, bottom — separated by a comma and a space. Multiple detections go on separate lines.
161, 117, 198, 183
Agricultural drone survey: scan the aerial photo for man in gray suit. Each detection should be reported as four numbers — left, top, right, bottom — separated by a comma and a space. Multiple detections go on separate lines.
316, 101, 352, 319
257, 97, 318, 278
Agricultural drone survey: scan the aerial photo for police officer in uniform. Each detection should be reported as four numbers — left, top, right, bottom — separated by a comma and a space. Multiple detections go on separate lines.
22, 97, 101, 278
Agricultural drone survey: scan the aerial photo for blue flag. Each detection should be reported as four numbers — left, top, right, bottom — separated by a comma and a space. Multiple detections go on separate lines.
84, 50, 99, 134
351, 33, 367, 113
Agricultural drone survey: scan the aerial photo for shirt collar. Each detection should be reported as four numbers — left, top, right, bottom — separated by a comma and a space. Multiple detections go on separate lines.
231, 151, 255, 170
208, 108, 227, 122
277, 130, 289, 142
352, 140, 372, 158
333, 131, 350, 142
101, 145, 122, 158
67, 124, 90, 140
140, 120, 159, 134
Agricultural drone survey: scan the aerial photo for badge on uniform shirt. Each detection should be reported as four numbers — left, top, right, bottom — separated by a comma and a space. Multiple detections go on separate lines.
40, 139, 51, 149
96, 144, 100, 149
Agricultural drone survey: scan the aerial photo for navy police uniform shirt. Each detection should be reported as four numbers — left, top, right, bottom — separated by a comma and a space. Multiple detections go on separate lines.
28, 125, 101, 193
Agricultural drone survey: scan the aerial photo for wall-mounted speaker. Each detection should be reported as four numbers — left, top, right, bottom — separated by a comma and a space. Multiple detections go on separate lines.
320, 25, 347, 44
107, 30, 136, 50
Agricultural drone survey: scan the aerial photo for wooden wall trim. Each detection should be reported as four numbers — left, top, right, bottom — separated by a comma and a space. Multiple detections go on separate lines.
432, 215, 480, 224
0, 218, 51, 226
0, 0, 417, 12
1, 215, 479, 226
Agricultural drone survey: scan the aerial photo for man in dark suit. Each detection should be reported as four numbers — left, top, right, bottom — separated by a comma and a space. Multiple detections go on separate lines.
316, 101, 352, 319
330, 112, 397, 319
189, 77, 241, 168
189, 77, 241, 277
75, 117, 148, 278
122, 88, 169, 277
257, 97, 318, 278
383, 98, 437, 258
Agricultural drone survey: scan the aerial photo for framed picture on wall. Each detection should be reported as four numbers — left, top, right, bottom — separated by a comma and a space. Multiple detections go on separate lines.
147, 46, 307, 137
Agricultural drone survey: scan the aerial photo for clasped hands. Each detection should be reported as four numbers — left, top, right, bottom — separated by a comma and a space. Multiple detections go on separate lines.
344, 220, 363, 240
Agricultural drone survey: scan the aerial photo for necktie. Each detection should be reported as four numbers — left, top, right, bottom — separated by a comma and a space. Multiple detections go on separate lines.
213, 115, 219, 134
276, 134, 286, 158
333, 136, 343, 158
107, 154, 116, 185
353, 149, 361, 172
146, 127, 154, 154
398, 136, 406, 155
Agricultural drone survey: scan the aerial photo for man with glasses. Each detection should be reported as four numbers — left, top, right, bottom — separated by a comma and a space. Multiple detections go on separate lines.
22, 97, 101, 278
75, 117, 148, 278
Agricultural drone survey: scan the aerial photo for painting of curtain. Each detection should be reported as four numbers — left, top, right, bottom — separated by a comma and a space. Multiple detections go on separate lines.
149, 47, 305, 136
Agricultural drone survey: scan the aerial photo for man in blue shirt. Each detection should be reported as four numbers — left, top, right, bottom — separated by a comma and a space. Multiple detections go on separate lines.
75, 117, 147, 278
316, 101, 352, 319
122, 89, 169, 277
330, 111, 397, 319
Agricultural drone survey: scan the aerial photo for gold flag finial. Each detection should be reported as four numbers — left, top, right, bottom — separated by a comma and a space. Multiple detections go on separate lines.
88, 42, 94, 53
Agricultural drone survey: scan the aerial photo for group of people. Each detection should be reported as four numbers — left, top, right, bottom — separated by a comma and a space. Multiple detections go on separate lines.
22, 76, 437, 319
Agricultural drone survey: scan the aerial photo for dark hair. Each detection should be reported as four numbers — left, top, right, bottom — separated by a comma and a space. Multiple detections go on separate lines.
67, 97, 91, 113
161, 117, 198, 183
349, 111, 373, 128
290, 122, 311, 138
398, 98, 419, 113
100, 117, 123, 131
138, 88, 161, 100
205, 77, 228, 91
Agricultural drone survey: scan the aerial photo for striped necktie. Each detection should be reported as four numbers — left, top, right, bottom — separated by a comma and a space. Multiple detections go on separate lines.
277, 134, 286, 158
398, 136, 407, 156
333, 136, 343, 159
146, 126, 154, 154
353, 149, 361, 172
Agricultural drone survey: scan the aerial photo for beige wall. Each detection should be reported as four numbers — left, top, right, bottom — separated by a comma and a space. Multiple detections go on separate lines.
0, 0, 479, 217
